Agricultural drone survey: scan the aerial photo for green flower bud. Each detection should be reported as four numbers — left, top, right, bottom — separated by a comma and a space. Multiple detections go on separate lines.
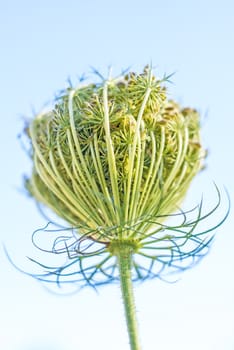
26, 67, 205, 250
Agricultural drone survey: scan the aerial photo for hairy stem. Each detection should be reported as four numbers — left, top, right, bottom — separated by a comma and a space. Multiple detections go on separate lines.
116, 244, 141, 350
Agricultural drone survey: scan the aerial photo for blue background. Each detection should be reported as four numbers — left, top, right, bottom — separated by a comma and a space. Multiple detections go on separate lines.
0, 1, 233, 349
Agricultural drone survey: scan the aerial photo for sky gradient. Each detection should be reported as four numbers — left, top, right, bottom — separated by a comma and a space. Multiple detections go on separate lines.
0, 1, 233, 349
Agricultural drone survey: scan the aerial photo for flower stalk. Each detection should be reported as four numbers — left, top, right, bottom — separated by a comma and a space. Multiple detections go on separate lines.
110, 241, 141, 350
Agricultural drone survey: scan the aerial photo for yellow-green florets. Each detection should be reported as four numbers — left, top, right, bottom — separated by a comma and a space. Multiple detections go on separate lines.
26, 66, 204, 245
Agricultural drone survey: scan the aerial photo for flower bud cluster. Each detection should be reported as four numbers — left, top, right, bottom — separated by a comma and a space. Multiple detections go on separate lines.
26, 67, 204, 245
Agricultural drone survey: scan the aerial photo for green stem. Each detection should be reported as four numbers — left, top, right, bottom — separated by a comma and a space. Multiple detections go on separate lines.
115, 244, 141, 350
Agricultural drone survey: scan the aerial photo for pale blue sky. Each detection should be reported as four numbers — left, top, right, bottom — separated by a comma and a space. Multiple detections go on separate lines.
0, 1, 233, 349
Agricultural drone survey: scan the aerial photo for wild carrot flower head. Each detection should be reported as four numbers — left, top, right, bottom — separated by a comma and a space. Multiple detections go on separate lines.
23, 66, 225, 289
